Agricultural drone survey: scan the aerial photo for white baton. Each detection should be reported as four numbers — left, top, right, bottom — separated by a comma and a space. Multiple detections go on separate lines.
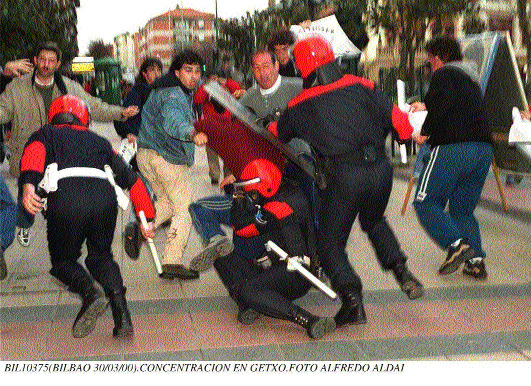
139, 211, 163, 276
265, 241, 337, 300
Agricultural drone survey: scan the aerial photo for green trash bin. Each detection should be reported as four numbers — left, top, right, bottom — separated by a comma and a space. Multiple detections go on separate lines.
94, 57, 122, 105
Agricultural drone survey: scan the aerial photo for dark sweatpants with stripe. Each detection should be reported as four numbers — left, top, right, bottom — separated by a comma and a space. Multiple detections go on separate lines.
46, 178, 123, 293
413, 141, 493, 258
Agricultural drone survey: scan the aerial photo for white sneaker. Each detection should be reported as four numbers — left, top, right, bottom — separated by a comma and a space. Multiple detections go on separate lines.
17, 228, 30, 247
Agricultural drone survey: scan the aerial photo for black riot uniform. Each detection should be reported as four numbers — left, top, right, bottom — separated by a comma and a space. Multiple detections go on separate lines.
19, 95, 154, 339
275, 36, 425, 328
194, 116, 335, 339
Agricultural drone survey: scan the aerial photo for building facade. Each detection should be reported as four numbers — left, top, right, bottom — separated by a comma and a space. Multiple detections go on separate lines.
114, 32, 135, 76
132, 7, 215, 71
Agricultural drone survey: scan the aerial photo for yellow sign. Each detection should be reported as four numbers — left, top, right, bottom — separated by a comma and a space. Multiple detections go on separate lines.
71, 57, 95, 74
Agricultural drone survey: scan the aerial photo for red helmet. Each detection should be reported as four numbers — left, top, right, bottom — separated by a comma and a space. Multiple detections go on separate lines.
293, 36, 335, 78
48, 95, 90, 127
239, 159, 282, 198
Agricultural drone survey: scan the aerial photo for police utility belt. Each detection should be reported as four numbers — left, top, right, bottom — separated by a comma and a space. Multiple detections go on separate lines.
38, 163, 130, 210
315, 144, 385, 190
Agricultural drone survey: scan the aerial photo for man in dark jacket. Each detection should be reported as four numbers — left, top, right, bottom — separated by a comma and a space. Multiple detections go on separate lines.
114, 57, 162, 149
410, 36, 493, 280
268, 29, 299, 78
117, 57, 162, 260
275, 36, 424, 328
19, 95, 154, 339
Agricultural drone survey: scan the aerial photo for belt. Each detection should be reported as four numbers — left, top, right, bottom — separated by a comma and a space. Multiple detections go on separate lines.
330, 145, 385, 164
37, 163, 130, 210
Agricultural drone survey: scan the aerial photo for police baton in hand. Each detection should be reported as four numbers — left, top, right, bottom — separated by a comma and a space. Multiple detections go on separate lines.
139, 211, 163, 276
265, 240, 337, 300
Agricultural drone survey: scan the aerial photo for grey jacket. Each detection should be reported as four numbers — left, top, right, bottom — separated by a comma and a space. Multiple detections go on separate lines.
0, 71, 124, 177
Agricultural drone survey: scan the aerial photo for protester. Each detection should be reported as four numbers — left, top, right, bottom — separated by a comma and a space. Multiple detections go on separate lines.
188, 49, 306, 273
0, 42, 138, 247
268, 29, 299, 78
19, 95, 154, 338
116, 57, 163, 260
410, 36, 493, 280
275, 36, 424, 328
134, 49, 204, 280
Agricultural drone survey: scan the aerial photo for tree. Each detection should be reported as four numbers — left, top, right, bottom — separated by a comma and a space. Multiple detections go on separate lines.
87, 40, 114, 60
218, 9, 276, 85
334, 0, 369, 52
0, 0, 78, 66
363, 0, 478, 94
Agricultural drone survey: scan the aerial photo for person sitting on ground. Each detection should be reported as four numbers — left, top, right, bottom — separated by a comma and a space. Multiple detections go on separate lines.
192, 115, 335, 340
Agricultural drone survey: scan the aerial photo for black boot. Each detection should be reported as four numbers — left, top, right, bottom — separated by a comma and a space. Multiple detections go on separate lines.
334, 290, 367, 328
106, 287, 134, 337
392, 263, 424, 300
70, 277, 108, 339
288, 306, 336, 340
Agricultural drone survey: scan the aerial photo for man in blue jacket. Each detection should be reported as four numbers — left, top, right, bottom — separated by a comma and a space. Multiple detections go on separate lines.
136, 49, 204, 280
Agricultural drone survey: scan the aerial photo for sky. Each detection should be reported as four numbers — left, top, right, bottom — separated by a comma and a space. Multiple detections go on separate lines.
76, 0, 270, 55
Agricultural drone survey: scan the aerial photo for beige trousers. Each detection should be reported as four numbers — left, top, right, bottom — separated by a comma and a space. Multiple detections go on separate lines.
137, 148, 191, 264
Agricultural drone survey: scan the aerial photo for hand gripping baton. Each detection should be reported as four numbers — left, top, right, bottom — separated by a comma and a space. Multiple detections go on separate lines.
139, 211, 163, 276
265, 240, 337, 300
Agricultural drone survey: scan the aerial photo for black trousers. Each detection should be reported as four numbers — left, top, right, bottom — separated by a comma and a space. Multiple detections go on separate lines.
214, 251, 311, 320
318, 158, 407, 294
46, 179, 123, 293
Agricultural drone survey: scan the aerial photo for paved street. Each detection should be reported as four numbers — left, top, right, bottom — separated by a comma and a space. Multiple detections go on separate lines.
1, 121, 530, 361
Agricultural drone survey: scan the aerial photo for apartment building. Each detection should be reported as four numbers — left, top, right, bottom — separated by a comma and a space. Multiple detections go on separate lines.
113, 32, 135, 75
132, 7, 215, 70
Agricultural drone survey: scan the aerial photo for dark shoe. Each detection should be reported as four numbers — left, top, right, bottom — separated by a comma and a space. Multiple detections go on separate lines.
392, 263, 424, 300
334, 290, 367, 328
439, 240, 474, 275
463, 258, 488, 280
289, 306, 336, 340
106, 287, 134, 337
161, 264, 199, 280
123, 222, 142, 260
72, 286, 108, 339
0, 244, 7, 281
237, 308, 260, 325
189, 235, 234, 272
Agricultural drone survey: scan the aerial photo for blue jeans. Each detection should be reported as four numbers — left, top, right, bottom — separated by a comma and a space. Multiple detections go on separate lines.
188, 194, 265, 262
0, 175, 17, 249
413, 142, 493, 258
